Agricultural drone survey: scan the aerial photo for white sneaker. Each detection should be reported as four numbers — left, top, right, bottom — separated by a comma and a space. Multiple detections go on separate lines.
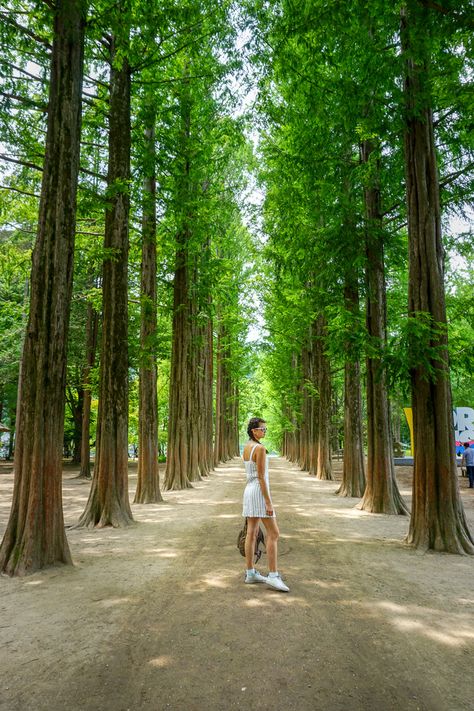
266, 574, 290, 592
245, 570, 268, 584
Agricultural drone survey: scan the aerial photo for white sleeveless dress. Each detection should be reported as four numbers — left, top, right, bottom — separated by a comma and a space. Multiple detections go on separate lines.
242, 443, 275, 518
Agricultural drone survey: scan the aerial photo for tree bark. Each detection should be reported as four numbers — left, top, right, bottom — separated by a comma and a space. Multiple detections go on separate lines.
79, 301, 98, 479
69, 386, 83, 464
0, 0, 86, 575
164, 231, 193, 490
337, 280, 366, 497
164, 70, 210, 490
300, 332, 313, 473
359, 139, 408, 515
134, 123, 162, 503
315, 315, 332, 480
402, 2, 474, 552
214, 320, 238, 465
76, 34, 133, 527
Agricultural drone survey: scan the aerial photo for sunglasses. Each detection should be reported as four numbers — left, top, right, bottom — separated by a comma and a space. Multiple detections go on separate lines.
253, 427, 267, 432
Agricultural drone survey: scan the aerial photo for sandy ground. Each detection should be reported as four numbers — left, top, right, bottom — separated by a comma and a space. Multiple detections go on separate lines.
1, 457, 474, 711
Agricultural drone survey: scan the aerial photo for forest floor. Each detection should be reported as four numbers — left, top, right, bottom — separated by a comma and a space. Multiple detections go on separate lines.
1, 457, 474, 711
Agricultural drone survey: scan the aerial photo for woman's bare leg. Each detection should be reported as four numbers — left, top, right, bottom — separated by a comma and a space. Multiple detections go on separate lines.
245, 517, 260, 569
261, 517, 280, 572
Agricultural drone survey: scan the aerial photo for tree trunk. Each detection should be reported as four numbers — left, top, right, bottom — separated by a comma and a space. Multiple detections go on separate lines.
164, 233, 192, 490
70, 387, 84, 464
79, 301, 98, 479
402, 2, 473, 552
0, 0, 86, 575
186, 280, 203, 483
359, 139, 408, 515
315, 315, 332, 480
286, 353, 300, 463
337, 280, 366, 497
7, 417, 15, 461
214, 320, 237, 465
76, 35, 133, 528
164, 70, 207, 491
214, 321, 228, 464
300, 333, 313, 472
134, 124, 162, 503
198, 312, 214, 474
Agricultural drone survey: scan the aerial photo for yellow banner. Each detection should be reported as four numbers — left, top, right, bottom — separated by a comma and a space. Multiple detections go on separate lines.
403, 407, 414, 455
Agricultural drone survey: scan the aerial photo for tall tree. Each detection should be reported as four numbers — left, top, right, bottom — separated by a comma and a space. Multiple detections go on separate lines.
358, 139, 408, 515
314, 314, 332, 480
401, 1, 474, 552
0, 0, 87, 574
79, 299, 98, 479
134, 118, 162, 503
77, 23, 133, 527
337, 276, 366, 497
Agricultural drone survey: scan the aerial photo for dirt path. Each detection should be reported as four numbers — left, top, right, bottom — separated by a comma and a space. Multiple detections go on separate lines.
1, 458, 474, 711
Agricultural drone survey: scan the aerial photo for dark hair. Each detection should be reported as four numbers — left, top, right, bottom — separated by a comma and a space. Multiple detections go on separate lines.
465, 442, 471, 447
247, 417, 266, 443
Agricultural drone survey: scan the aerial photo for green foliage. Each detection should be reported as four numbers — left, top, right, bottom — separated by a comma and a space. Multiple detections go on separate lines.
1, 0, 473, 457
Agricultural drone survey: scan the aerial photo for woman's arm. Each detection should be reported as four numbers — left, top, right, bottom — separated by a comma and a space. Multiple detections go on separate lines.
255, 445, 273, 515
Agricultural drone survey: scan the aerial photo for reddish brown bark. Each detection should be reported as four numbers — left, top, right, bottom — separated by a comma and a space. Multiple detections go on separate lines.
0, 0, 86, 575
164, 72, 215, 489
79, 301, 98, 479
214, 321, 238, 465
358, 139, 408, 515
337, 280, 366, 498
300, 331, 314, 473
314, 315, 332, 481
402, 2, 473, 552
164, 230, 193, 490
76, 34, 133, 527
134, 124, 162, 503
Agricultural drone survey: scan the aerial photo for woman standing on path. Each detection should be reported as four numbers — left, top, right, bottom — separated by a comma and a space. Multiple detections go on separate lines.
242, 417, 289, 592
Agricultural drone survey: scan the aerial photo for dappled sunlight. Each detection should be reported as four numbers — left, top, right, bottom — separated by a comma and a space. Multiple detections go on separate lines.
243, 593, 309, 608
331, 536, 405, 546
320, 506, 374, 519
143, 548, 178, 558
244, 598, 266, 607
350, 598, 474, 649
187, 570, 234, 591
95, 596, 136, 608
148, 655, 173, 668
302, 578, 346, 590
210, 499, 239, 506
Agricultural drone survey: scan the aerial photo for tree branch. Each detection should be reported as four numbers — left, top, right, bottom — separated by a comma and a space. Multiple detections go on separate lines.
0, 15, 52, 49
135, 73, 214, 86
433, 107, 458, 127
0, 153, 43, 171
417, 0, 474, 27
0, 91, 47, 111
84, 74, 108, 89
79, 166, 107, 181
0, 61, 46, 83
440, 162, 474, 189
0, 184, 39, 198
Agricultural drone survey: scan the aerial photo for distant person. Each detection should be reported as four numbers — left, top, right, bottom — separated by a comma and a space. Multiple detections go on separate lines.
462, 442, 474, 488
241, 417, 289, 593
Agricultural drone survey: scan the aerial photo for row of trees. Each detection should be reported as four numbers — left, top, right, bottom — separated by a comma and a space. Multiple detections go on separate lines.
1, 0, 473, 576
249, 0, 474, 552
0, 0, 252, 574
